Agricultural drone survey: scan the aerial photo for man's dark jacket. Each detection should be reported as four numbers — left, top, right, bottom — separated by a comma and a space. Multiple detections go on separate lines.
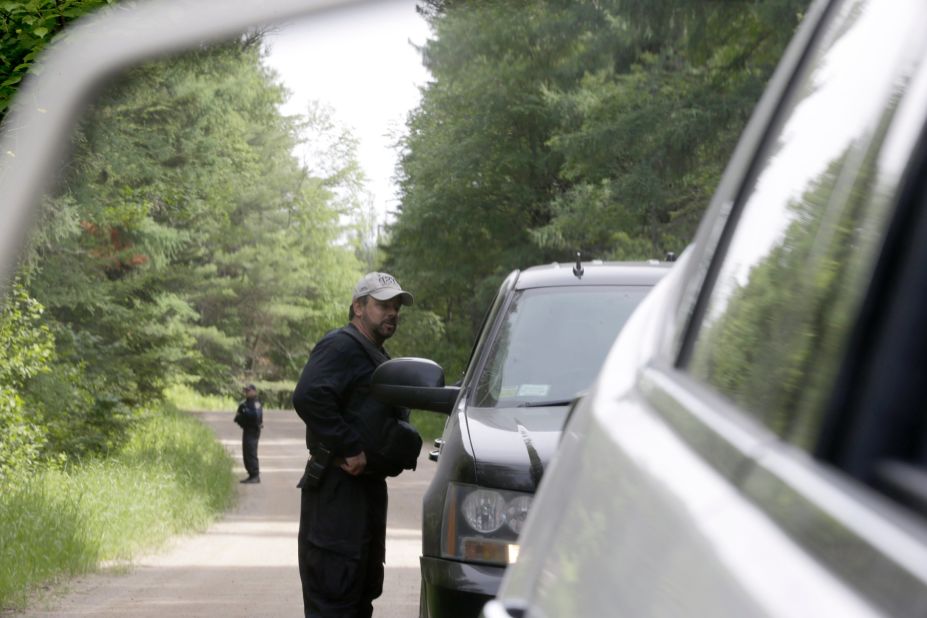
234, 398, 263, 429
292, 323, 418, 477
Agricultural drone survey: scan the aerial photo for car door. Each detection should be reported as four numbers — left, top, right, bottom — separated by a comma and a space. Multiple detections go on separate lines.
491, 0, 927, 616
673, 0, 927, 612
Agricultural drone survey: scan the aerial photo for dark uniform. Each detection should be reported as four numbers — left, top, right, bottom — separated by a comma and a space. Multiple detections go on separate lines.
234, 395, 263, 481
293, 323, 418, 618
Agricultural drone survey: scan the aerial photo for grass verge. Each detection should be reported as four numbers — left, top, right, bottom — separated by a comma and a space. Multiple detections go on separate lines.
164, 383, 236, 412
411, 409, 448, 445
0, 405, 235, 610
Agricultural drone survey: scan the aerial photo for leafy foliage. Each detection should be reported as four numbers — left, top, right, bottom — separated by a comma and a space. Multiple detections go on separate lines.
0, 282, 53, 479
386, 0, 810, 371
3, 32, 364, 466
0, 0, 115, 120
2, 0, 815, 471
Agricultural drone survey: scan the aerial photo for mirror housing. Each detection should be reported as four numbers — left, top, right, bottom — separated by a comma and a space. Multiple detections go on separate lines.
372, 358, 460, 415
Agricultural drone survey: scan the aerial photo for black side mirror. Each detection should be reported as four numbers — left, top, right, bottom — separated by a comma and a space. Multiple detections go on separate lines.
372, 358, 460, 415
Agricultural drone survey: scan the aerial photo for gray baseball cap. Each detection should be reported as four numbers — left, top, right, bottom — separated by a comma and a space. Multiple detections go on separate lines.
353, 272, 414, 306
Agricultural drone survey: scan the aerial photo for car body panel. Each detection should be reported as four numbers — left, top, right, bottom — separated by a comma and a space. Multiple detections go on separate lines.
421, 555, 504, 596
467, 405, 565, 492
421, 556, 502, 618
423, 404, 477, 557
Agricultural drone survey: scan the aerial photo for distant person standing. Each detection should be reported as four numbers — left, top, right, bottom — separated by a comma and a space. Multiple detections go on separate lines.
234, 384, 263, 484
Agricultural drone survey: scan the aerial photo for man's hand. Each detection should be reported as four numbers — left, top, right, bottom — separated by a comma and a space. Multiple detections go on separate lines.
341, 451, 367, 476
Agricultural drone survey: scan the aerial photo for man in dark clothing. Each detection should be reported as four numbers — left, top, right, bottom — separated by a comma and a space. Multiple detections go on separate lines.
293, 272, 418, 618
234, 384, 263, 484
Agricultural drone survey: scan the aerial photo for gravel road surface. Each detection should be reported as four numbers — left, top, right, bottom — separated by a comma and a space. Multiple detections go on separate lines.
16, 410, 436, 618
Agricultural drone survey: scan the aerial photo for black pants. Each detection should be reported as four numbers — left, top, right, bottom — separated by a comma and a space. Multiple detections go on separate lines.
299, 466, 387, 618
242, 427, 261, 478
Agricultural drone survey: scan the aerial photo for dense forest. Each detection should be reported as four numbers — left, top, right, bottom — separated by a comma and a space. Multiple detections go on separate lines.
0, 0, 811, 480
385, 0, 811, 375
1, 3, 366, 478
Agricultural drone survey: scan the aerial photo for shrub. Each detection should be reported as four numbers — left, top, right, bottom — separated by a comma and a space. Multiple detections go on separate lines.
0, 406, 235, 610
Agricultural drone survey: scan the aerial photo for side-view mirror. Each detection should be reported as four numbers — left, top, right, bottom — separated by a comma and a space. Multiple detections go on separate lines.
372, 358, 460, 415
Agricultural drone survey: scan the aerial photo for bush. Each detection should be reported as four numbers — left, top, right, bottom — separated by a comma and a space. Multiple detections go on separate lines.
0, 406, 235, 610
0, 283, 54, 481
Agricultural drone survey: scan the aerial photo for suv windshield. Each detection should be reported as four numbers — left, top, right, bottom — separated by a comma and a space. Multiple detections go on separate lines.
473, 286, 650, 408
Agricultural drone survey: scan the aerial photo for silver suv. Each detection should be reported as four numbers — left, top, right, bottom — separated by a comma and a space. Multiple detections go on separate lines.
486, 0, 927, 615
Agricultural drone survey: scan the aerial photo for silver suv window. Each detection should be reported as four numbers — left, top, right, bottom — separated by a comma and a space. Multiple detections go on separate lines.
683, 0, 927, 451
474, 286, 650, 408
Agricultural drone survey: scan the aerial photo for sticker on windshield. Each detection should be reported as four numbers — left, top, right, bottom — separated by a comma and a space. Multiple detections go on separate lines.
517, 384, 550, 397
499, 386, 519, 399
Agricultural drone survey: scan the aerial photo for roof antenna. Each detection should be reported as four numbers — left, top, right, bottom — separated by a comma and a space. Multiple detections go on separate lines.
572, 251, 584, 279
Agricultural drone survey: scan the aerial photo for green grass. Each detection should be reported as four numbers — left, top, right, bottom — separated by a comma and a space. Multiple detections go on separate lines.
411, 409, 448, 444
164, 383, 236, 411
0, 406, 236, 610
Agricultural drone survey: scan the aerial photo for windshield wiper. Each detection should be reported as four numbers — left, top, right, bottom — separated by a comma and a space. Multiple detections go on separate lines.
516, 398, 574, 408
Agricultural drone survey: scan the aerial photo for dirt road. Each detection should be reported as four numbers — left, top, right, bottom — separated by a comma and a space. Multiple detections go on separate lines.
19, 411, 436, 617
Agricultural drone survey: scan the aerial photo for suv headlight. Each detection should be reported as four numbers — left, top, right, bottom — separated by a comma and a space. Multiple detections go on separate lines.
441, 482, 532, 566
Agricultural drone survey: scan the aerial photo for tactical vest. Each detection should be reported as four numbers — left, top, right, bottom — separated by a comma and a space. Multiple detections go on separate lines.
338, 327, 422, 477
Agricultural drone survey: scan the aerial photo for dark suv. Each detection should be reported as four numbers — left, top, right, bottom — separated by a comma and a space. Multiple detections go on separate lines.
485, 0, 927, 616
373, 260, 669, 617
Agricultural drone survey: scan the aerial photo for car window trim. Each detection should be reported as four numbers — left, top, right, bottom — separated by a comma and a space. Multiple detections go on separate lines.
458, 273, 521, 456
639, 364, 774, 482
460, 271, 519, 394
459, 270, 519, 389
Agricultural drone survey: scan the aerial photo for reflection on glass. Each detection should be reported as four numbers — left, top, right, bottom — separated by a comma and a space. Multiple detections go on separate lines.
474, 286, 650, 408
686, 0, 925, 450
